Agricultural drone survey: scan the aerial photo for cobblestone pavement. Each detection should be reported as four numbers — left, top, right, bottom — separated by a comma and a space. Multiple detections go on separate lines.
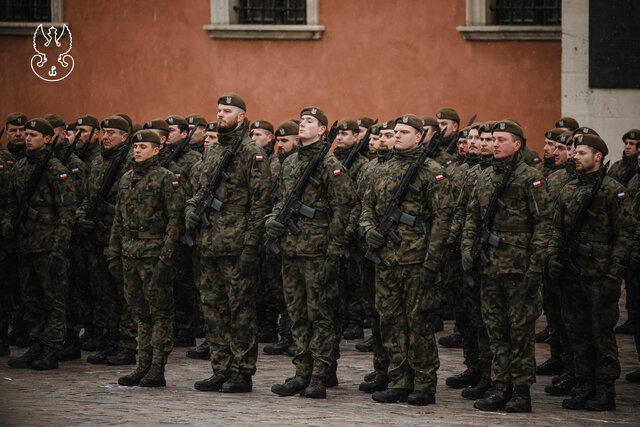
1, 317, 639, 426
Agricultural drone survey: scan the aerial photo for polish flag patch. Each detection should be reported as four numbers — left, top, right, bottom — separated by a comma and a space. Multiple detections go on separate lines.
446, 161, 453, 166
436, 174, 444, 181
71, 168, 80, 174
532, 180, 542, 188
59, 173, 68, 180
6, 161, 13, 166
255, 155, 264, 162
175, 173, 182, 179
172, 181, 179, 187
618, 192, 626, 199
533, 157, 541, 163
0, 165, 3, 171
333, 169, 342, 176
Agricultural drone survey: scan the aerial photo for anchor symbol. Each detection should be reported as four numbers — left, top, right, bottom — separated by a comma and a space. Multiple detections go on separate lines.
48, 66, 57, 77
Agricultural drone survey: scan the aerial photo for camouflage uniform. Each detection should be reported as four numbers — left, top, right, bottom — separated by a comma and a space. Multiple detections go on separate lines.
462, 153, 553, 390
608, 153, 636, 183
541, 157, 562, 178
552, 169, 635, 397
429, 137, 456, 168
630, 173, 640, 362
0, 147, 17, 349
272, 140, 354, 379
361, 145, 454, 393
521, 145, 542, 169
4, 147, 77, 353
107, 155, 185, 366
187, 125, 271, 377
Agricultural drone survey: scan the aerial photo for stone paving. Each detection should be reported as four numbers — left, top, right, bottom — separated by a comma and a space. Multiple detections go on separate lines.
1, 315, 639, 426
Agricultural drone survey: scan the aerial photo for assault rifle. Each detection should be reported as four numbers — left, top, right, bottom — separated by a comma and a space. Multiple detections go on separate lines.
555, 162, 610, 276
161, 123, 198, 168
342, 119, 377, 171
181, 121, 250, 248
445, 114, 477, 155
85, 138, 133, 232
462, 151, 520, 288
363, 129, 443, 264
264, 121, 339, 255
78, 127, 96, 161
61, 131, 82, 164
620, 156, 639, 186
11, 134, 60, 234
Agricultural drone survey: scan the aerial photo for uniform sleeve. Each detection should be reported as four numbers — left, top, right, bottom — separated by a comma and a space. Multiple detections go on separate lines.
325, 159, 356, 258
423, 166, 455, 271
526, 171, 554, 272
244, 146, 272, 247
449, 170, 473, 241
50, 164, 77, 254
359, 168, 378, 240
461, 180, 482, 257
608, 184, 635, 280
159, 174, 185, 265
106, 182, 126, 261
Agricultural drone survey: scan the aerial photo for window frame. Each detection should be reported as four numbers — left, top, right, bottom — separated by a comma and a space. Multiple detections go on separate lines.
0, 0, 66, 36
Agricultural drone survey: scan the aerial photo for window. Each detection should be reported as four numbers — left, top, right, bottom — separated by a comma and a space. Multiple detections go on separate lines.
457, 0, 561, 41
203, 0, 323, 40
0, 0, 65, 35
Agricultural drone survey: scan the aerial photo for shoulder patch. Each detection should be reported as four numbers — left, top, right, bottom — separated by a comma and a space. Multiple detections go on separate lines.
71, 168, 80, 174
6, 160, 13, 166
59, 173, 69, 180
446, 160, 453, 166
0, 164, 3, 171
533, 157, 541, 163
435, 174, 444, 181
532, 180, 542, 188
175, 173, 182, 179
617, 192, 626, 200
172, 180, 180, 188
255, 155, 264, 162
333, 169, 342, 176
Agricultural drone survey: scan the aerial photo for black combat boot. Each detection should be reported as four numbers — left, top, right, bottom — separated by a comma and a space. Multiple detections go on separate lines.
15, 336, 30, 348
438, 332, 462, 348
446, 369, 481, 389
552, 370, 571, 384
535, 325, 550, 343
545, 373, 576, 396
626, 368, 640, 383
372, 388, 410, 403
461, 377, 491, 400
263, 336, 293, 355
258, 322, 278, 343
355, 336, 373, 352
474, 384, 512, 411
342, 324, 364, 340
8, 346, 42, 368
105, 348, 136, 365
194, 372, 230, 392
173, 335, 196, 347
303, 375, 326, 398
363, 318, 371, 329
0, 335, 9, 356
139, 364, 166, 387
271, 375, 310, 396
363, 371, 376, 382
536, 356, 563, 376
505, 385, 532, 412
407, 390, 436, 406
30, 350, 59, 370
562, 379, 595, 410
7, 324, 28, 346
86, 347, 116, 365
118, 362, 151, 386
326, 363, 338, 387
433, 316, 444, 332
186, 341, 211, 360
285, 342, 297, 357
614, 319, 633, 335
359, 378, 388, 393
56, 335, 81, 362
81, 334, 105, 352
222, 373, 253, 393
585, 391, 616, 411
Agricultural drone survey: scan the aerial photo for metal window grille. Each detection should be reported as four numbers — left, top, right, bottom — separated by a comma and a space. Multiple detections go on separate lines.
235, 0, 306, 25
0, 0, 51, 22
491, 0, 561, 26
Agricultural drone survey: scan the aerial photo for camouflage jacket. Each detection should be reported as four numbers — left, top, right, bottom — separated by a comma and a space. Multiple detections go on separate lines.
78, 143, 134, 246
462, 153, 553, 276
333, 146, 369, 182
521, 145, 542, 168
449, 156, 487, 242
546, 165, 575, 202
541, 157, 562, 178
158, 146, 192, 197
628, 171, 640, 199
5, 147, 76, 255
272, 139, 355, 258
7, 142, 26, 162
0, 146, 15, 223
360, 144, 454, 270
187, 125, 271, 257
107, 156, 184, 264
428, 141, 456, 169
54, 140, 87, 203
166, 143, 201, 187
190, 139, 205, 155
608, 153, 637, 185
78, 141, 101, 166
552, 170, 635, 281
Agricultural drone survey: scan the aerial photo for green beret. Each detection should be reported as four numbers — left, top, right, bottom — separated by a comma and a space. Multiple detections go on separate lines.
115, 113, 133, 131
133, 130, 161, 145
544, 128, 564, 142
492, 120, 524, 139
436, 107, 460, 122
622, 129, 640, 141
369, 124, 380, 135
132, 123, 142, 134
555, 117, 579, 130
356, 117, 375, 129
76, 115, 99, 128
504, 117, 522, 127
469, 122, 482, 132
571, 126, 599, 138
25, 118, 54, 137
143, 118, 171, 134
218, 93, 246, 112
6, 112, 28, 126
165, 115, 188, 127
379, 119, 396, 131
101, 115, 130, 132
480, 121, 496, 134
186, 113, 207, 127
557, 131, 573, 146
460, 126, 473, 138
337, 118, 359, 132
206, 122, 218, 132
66, 122, 76, 131
251, 119, 274, 134
421, 116, 438, 127
300, 106, 328, 127
395, 114, 424, 133
275, 120, 299, 137
44, 113, 65, 129
575, 133, 608, 156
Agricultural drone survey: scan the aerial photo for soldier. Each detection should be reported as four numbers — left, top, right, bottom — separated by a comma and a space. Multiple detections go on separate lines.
367, 123, 381, 158
107, 130, 184, 387
268, 106, 354, 399
555, 117, 579, 133
434, 108, 459, 167
421, 116, 440, 146
360, 114, 453, 406
5, 112, 28, 161
75, 115, 101, 165
541, 128, 565, 177
186, 114, 208, 154
608, 129, 639, 186
185, 93, 271, 393
625, 151, 640, 383
548, 134, 635, 411
462, 120, 553, 412
5, 118, 76, 370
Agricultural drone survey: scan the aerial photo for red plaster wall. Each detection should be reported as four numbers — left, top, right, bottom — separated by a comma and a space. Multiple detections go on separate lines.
0, 0, 560, 153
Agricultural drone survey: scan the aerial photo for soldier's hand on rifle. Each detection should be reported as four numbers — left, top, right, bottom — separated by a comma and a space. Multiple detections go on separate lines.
1, 220, 13, 240
365, 229, 385, 249
322, 255, 340, 284
184, 205, 200, 231
630, 249, 640, 269
344, 224, 357, 245
461, 250, 473, 272
76, 214, 94, 233
108, 258, 123, 281
546, 255, 563, 280
265, 217, 286, 238
239, 245, 259, 276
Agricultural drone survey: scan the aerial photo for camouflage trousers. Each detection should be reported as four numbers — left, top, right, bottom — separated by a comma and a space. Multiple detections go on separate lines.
89, 247, 136, 351
257, 246, 284, 331
123, 257, 174, 366
0, 252, 25, 335
174, 246, 199, 339
624, 267, 640, 361
461, 274, 492, 380
375, 264, 440, 393
18, 252, 67, 352
562, 277, 620, 390
65, 233, 93, 339
481, 273, 539, 388
199, 256, 258, 376
542, 275, 574, 371
337, 257, 366, 332
362, 259, 389, 382
282, 256, 337, 378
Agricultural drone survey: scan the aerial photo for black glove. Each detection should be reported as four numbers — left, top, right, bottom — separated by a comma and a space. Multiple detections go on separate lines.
108, 258, 123, 281
265, 218, 286, 238
239, 245, 259, 276
547, 255, 563, 280
365, 229, 385, 249
344, 224, 357, 245
323, 256, 340, 284
76, 214, 94, 234
185, 205, 200, 231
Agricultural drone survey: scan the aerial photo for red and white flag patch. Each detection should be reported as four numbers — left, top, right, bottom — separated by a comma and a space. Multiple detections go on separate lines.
532, 180, 542, 188
446, 160, 453, 166
175, 173, 182, 179
172, 181, 179, 188
59, 173, 68, 180
333, 169, 342, 176
618, 192, 626, 199
255, 155, 264, 162
436, 174, 444, 181
0, 165, 3, 171
71, 168, 80, 174
533, 157, 541, 163
6, 161, 13, 166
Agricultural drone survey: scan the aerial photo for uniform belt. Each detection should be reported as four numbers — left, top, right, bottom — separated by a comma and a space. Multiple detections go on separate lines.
220, 204, 249, 213
576, 232, 610, 243
125, 230, 163, 240
491, 223, 532, 233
